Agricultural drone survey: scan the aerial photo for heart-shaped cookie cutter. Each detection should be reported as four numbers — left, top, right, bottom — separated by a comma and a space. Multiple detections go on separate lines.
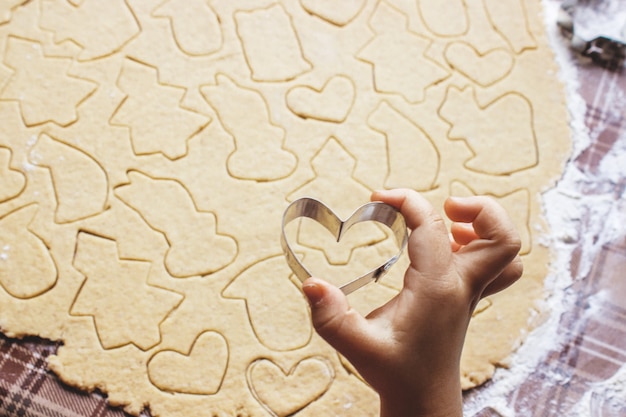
281, 197, 408, 295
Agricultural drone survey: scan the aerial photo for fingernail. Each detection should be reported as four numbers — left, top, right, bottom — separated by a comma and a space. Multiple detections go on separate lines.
302, 282, 324, 307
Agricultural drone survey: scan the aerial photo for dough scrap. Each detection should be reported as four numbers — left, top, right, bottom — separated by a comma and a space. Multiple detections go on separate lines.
0, 0, 571, 415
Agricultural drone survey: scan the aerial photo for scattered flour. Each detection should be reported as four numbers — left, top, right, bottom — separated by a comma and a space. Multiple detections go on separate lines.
571, 364, 626, 416
570, 0, 626, 43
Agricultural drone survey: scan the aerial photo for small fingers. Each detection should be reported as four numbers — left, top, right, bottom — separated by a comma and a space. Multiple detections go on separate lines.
481, 255, 524, 298
372, 189, 442, 231
445, 196, 519, 244
450, 222, 479, 246
444, 196, 522, 291
372, 189, 453, 278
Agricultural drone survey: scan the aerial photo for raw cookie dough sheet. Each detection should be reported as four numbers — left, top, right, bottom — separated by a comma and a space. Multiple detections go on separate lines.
0, 0, 573, 416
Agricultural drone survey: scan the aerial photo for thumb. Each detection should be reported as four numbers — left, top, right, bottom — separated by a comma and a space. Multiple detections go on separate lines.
302, 278, 371, 357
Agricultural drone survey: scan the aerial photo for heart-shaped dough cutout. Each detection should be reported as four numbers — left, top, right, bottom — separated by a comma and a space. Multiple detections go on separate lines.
247, 357, 333, 416
286, 75, 355, 123
147, 331, 228, 394
445, 42, 514, 87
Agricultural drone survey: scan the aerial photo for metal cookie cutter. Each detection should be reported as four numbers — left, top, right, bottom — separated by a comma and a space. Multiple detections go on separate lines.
557, 0, 626, 69
281, 197, 408, 295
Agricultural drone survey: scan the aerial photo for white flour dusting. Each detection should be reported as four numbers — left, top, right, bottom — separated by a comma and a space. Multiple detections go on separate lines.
571, 0, 626, 42
571, 363, 626, 416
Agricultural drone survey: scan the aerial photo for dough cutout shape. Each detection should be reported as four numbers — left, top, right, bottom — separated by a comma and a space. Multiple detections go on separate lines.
439, 86, 538, 175
1, 37, 96, 126
222, 255, 312, 352
357, 1, 450, 103
0, 205, 57, 299
40, 0, 140, 61
29, 133, 108, 223
418, 0, 468, 37
300, 0, 366, 26
483, 0, 537, 53
114, 171, 238, 278
286, 75, 355, 123
247, 357, 334, 417
110, 58, 211, 160
234, 4, 311, 82
201, 74, 297, 181
0, 146, 25, 203
0, 0, 571, 415
148, 330, 229, 395
444, 42, 514, 87
368, 101, 440, 191
152, 0, 222, 57
71, 232, 182, 350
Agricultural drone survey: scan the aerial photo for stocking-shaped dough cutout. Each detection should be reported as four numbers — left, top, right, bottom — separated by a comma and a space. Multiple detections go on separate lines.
30, 133, 108, 223
248, 357, 333, 417
483, 0, 536, 53
223, 255, 311, 351
0, 147, 25, 203
368, 101, 439, 190
0, 205, 56, 299
234, 4, 311, 81
148, 331, 228, 395
286, 76, 355, 123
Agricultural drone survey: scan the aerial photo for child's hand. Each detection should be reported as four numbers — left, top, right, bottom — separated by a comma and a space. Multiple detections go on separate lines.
302, 189, 523, 417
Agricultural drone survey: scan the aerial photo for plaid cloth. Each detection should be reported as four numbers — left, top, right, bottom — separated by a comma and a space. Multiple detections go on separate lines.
2, 5, 626, 417
0, 337, 127, 417
467, 235, 626, 416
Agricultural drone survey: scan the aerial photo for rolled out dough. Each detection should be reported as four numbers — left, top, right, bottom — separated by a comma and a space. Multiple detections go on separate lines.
0, 0, 570, 416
